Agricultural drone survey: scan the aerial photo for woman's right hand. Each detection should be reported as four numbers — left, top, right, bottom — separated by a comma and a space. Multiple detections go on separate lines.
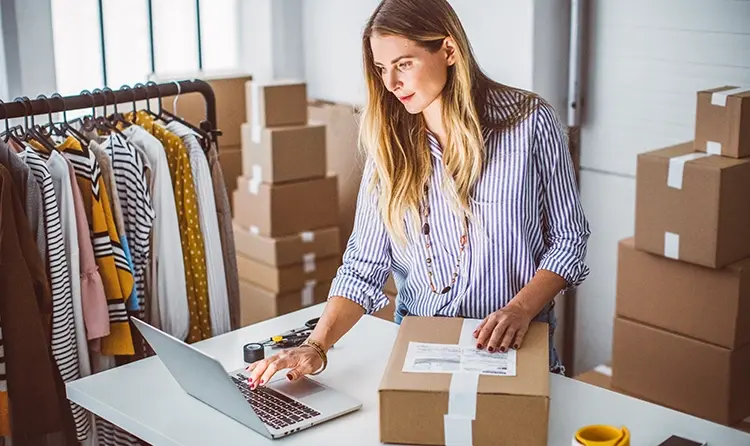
245, 346, 323, 389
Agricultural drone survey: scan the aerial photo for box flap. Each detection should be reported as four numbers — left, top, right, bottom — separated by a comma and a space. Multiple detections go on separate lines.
379, 317, 549, 398
640, 142, 750, 170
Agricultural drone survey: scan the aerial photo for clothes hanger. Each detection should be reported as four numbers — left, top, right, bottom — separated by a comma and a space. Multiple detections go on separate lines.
92, 88, 127, 137
102, 87, 131, 130
50, 92, 91, 145
14, 96, 58, 153
36, 94, 66, 141
158, 80, 211, 148
133, 82, 161, 122
0, 99, 26, 148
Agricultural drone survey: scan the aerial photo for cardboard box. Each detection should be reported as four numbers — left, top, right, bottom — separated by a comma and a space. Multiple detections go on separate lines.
574, 365, 614, 391
241, 122, 326, 183
384, 273, 398, 295
219, 145, 242, 210
236, 253, 340, 294
695, 86, 750, 158
611, 316, 750, 425
233, 222, 340, 267
246, 80, 307, 131
634, 142, 750, 268
233, 175, 339, 237
308, 100, 363, 249
239, 279, 329, 327
379, 317, 550, 446
617, 237, 750, 349
153, 71, 252, 147
734, 417, 750, 434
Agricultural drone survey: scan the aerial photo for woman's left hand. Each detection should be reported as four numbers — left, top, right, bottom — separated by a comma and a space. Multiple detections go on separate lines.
473, 302, 532, 353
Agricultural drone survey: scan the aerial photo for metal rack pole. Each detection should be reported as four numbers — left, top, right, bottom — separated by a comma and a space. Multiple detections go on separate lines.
0, 79, 219, 145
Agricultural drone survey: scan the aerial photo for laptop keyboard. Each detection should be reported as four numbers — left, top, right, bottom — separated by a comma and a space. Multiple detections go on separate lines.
231, 374, 321, 429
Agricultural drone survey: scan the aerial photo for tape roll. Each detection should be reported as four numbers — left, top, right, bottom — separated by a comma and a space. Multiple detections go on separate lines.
243, 343, 265, 363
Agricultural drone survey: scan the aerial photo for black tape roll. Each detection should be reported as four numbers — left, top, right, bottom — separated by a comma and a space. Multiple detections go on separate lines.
243, 343, 265, 363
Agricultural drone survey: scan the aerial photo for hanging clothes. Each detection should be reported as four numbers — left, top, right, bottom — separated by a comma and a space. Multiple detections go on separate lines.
167, 122, 230, 336
18, 147, 89, 441
121, 124, 189, 341
205, 141, 241, 331
56, 136, 135, 356
0, 142, 46, 259
127, 111, 212, 343
0, 164, 78, 445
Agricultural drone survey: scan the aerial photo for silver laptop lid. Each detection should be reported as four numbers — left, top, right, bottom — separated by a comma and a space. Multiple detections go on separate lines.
130, 317, 271, 437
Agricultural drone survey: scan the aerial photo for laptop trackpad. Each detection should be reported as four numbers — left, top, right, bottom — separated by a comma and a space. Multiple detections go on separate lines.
269, 378, 326, 399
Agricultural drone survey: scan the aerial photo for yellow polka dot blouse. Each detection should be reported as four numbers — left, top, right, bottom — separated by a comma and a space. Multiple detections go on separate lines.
128, 111, 212, 342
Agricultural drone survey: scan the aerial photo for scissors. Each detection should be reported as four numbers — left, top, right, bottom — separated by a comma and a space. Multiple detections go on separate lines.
258, 318, 320, 349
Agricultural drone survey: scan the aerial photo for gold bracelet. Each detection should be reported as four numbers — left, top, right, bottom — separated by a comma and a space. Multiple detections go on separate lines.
301, 339, 328, 375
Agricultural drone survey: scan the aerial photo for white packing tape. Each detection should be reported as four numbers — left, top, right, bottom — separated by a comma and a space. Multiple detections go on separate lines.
667, 152, 710, 190
444, 372, 479, 446
251, 82, 262, 143
664, 232, 680, 260
248, 165, 262, 195
594, 364, 612, 377
706, 141, 722, 155
301, 279, 317, 307
250, 226, 260, 235
300, 231, 315, 243
444, 318, 482, 446
303, 253, 316, 273
711, 86, 750, 107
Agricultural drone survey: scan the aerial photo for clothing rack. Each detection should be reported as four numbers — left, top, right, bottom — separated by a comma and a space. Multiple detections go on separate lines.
0, 79, 221, 148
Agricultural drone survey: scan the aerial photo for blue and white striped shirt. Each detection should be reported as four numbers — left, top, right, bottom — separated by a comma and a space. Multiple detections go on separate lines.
328, 91, 591, 319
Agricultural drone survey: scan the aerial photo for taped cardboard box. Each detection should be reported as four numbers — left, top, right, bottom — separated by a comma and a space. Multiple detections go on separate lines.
612, 316, 750, 425
617, 237, 750, 349
233, 174, 339, 237
308, 100, 363, 249
574, 364, 614, 391
236, 252, 339, 294
153, 71, 252, 147
379, 317, 549, 446
634, 142, 750, 268
695, 86, 750, 159
233, 222, 340, 267
240, 121, 326, 183
246, 80, 307, 132
239, 279, 329, 327
219, 145, 242, 212
735, 417, 750, 434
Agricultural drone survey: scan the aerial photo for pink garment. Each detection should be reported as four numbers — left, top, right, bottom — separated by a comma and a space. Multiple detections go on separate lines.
66, 160, 110, 341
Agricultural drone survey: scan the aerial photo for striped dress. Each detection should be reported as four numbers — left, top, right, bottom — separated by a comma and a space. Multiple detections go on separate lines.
328, 91, 591, 319
57, 136, 135, 356
18, 148, 89, 441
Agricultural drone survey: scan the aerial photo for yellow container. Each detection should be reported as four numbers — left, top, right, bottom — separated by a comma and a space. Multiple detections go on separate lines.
573, 425, 630, 446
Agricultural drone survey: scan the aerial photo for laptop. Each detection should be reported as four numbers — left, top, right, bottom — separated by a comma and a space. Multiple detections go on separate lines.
130, 317, 362, 439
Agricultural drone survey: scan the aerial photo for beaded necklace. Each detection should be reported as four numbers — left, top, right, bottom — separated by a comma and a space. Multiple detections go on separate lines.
419, 183, 469, 294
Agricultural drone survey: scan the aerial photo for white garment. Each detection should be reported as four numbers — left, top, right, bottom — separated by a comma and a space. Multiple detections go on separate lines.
166, 122, 231, 336
122, 125, 190, 342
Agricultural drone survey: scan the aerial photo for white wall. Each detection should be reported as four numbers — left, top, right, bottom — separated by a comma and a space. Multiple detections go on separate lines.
301, 0, 538, 106
574, 0, 750, 373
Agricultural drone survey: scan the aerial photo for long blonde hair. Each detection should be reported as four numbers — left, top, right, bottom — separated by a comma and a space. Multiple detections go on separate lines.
360, 0, 537, 248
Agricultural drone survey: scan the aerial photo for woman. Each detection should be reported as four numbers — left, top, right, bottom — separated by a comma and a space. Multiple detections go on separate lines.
246, 0, 590, 387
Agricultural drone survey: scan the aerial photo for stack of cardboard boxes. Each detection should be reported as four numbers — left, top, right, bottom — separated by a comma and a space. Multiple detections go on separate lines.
592, 85, 750, 433
233, 80, 341, 326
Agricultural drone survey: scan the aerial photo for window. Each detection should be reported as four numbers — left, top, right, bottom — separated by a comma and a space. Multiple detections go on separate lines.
51, 0, 239, 96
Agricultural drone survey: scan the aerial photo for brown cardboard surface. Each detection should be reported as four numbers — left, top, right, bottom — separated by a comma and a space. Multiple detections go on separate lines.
239, 280, 329, 327
734, 418, 750, 434
308, 101, 363, 249
241, 122, 326, 183
634, 141, 750, 268
236, 253, 340, 294
611, 316, 750, 425
233, 175, 339, 237
219, 145, 242, 213
574, 366, 613, 391
232, 221, 340, 267
379, 317, 549, 446
153, 71, 252, 147
695, 86, 750, 158
384, 273, 398, 295
617, 237, 750, 349
246, 80, 308, 128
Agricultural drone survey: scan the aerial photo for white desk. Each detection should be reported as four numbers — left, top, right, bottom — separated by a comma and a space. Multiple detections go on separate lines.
67, 304, 750, 445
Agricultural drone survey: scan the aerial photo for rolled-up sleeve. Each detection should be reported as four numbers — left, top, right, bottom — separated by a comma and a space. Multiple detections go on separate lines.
532, 99, 591, 291
328, 159, 392, 314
